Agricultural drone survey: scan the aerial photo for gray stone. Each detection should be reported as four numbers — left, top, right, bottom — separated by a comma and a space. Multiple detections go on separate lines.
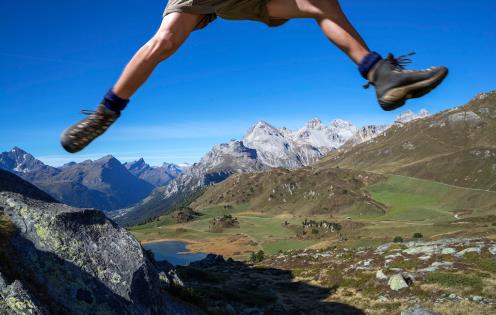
403, 245, 438, 255
418, 261, 453, 273
440, 247, 456, 255
471, 295, 483, 302
0, 271, 6, 288
489, 244, 496, 256
0, 280, 49, 315
455, 247, 481, 257
388, 274, 410, 291
401, 305, 440, 315
376, 269, 388, 281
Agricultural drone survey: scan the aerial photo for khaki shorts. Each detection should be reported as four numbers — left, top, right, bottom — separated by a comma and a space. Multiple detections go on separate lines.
164, 0, 288, 30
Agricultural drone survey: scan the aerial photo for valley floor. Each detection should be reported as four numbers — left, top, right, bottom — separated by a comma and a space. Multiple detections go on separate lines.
128, 175, 496, 314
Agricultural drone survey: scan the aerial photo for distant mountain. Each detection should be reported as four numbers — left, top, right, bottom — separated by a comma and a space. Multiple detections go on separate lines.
114, 140, 268, 225
124, 158, 184, 187
115, 112, 422, 225
323, 91, 496, 191
0, 149, 155, 211
243, 121, 322, 169
0, 147, 60, 181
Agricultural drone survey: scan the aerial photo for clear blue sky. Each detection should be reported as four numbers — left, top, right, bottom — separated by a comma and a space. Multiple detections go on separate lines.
1, 0, 495, 166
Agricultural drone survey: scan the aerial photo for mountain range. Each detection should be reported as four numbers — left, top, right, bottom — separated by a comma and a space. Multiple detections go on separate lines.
114, 109, 429, 225
187, 91, 496, 219
0, 149, 185, 211
0, 108, 432, 222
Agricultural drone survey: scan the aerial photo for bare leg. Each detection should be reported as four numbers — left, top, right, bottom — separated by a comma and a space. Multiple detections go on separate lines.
267, 0, 369, 64
113, 13, 204, 99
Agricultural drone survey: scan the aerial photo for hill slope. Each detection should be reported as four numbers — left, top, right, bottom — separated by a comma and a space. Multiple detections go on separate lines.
322, 91, 496, 190
191, 167, 386, 216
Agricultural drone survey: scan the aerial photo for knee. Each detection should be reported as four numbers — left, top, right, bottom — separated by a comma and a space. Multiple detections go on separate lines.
301, 0, 340, 18
144, 30, 179, 61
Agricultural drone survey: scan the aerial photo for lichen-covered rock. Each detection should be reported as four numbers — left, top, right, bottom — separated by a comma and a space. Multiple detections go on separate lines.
0, 174, 204, 315
0, 279, 49, 315
388, 274, 410, 291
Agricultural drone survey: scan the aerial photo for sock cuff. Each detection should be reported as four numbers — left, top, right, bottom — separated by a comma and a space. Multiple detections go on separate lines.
358, 52, 382, 79
102, 89, 129, 112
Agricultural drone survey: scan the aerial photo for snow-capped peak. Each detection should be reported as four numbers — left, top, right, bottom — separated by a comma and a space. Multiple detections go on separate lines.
395, 109, 430, 124
330, 118, 355, 130
304, 118, 325, 129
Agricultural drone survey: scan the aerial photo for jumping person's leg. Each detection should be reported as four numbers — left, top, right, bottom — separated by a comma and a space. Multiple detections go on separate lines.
266, 0, 448, 110
266, 0, 369, 63
113, 13, 204, 100
61, 13, 204, 153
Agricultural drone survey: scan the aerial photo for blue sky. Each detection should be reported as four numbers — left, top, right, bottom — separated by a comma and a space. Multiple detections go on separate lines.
1, 0, 495, 166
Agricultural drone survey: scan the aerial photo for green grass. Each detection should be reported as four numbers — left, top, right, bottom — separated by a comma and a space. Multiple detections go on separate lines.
131, 204, 318, 254
364, 175, 496, 222
426, 272, 483, 293
389, 258, 422, 270
263, 239, 317, 255
130, 175, 496, 257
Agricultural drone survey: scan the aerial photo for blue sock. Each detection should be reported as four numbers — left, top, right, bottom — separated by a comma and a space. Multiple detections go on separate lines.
102, 89, 129, 112
358, 52, 382, 79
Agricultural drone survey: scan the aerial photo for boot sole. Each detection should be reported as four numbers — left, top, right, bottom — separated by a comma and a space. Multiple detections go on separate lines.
379, 68, 449, 111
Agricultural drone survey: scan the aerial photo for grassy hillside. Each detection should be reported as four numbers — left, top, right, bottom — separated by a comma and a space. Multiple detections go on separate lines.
322, 91, 496, 190
364, 175, 496, 221
131, 174, 496, 258
191, 167, 386, 216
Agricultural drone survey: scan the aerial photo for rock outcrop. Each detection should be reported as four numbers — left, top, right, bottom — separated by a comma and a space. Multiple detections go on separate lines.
0, 170, 203, 315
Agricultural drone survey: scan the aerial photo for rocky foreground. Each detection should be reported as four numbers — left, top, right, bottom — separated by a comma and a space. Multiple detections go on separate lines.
0, 169, 203, 315
174, 237, 496, 315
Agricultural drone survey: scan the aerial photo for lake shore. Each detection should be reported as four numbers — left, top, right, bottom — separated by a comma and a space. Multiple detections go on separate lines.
140, 234, 260, 260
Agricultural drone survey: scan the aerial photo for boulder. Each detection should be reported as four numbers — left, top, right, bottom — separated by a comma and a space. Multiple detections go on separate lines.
388, 274, 410, 291
376, 269, 388, 281
0, 184, 204, 315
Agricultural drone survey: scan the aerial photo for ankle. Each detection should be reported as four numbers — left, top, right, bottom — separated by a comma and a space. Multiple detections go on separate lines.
102, 89, 129, 112
358, 51, 382, 79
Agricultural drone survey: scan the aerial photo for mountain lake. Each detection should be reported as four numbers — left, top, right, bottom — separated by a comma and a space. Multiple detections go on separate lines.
143, 240, 207, 266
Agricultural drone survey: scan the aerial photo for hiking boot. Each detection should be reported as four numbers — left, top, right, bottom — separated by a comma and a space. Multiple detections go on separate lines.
60, 104, 120, 153
365, 53, 448, 111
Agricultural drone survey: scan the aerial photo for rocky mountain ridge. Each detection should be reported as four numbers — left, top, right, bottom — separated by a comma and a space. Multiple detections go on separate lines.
0, 148, 185, 212
124, 158, 185, 187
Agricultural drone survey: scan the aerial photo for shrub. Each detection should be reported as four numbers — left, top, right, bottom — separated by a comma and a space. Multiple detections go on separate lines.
393, 236, 404, 243
413, 232, 423, 239
250, 250, 265, 263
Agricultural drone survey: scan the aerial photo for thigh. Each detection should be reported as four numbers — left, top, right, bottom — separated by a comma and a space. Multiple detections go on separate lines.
266, 0, 331, 19
157, 12, 207, 44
